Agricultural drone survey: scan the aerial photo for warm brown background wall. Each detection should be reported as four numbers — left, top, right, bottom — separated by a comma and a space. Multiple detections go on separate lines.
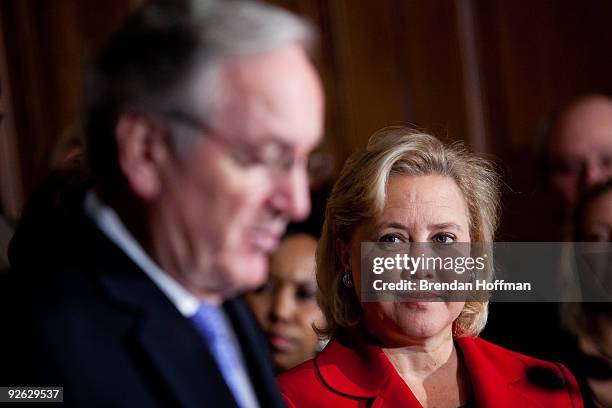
2, 0, 612, 239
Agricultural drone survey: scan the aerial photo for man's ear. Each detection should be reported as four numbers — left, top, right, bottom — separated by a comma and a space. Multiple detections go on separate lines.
115, 113, 170, 201
336, 238, 351, 272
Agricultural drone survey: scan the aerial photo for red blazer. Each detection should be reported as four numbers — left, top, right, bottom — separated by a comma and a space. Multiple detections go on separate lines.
279, 336, 583, 408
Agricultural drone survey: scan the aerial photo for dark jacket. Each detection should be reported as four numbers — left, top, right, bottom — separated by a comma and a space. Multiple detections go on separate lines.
1, 184, 284, 407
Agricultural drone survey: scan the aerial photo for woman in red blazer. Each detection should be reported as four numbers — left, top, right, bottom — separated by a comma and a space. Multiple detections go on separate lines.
279, 127, 583, 407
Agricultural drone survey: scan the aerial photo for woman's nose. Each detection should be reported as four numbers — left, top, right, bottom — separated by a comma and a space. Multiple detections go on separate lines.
269, 288, 296, 322
403, 242, 436, 280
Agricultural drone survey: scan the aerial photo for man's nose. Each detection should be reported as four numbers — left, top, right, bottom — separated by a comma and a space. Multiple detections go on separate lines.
581, 162, 604, 190
271, 165, 311, 222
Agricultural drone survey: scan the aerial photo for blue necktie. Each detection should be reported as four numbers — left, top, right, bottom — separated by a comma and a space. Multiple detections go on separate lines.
190, 303, 257, 408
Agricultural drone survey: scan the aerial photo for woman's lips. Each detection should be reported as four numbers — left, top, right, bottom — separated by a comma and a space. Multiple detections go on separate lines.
393, 291, 444, 302
399, 291, 445, 307
406, 291, 443, 299
267, 331, 295, 351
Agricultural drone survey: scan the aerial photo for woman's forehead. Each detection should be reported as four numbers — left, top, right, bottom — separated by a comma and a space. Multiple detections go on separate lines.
382, 175, 469, 221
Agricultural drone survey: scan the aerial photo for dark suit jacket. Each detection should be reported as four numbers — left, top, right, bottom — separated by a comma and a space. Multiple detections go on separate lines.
279, 335, 583, 408
0, 187, 285, 407
0, 215, 13, 272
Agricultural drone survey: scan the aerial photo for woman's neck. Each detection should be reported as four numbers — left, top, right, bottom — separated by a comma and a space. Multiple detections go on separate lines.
382, 329, 455, 379
381, 330, 472, 407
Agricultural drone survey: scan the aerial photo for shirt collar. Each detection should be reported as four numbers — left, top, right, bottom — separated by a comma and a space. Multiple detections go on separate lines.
84, 190, 200, 317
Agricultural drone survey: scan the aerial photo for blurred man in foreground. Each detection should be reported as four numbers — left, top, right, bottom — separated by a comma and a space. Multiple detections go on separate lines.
1, 0, 323, 407
0, 213, 12, 272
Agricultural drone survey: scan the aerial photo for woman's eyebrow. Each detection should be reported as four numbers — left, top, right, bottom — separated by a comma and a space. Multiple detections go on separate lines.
429, 222, 464, 231
375, 222, 409, 230
373, 221, 466, 233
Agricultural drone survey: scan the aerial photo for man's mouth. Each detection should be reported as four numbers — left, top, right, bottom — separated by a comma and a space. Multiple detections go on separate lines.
249, 227, 283, 253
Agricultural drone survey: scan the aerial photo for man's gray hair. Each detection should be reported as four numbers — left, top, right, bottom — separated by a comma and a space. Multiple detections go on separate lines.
83, 0, 315, 186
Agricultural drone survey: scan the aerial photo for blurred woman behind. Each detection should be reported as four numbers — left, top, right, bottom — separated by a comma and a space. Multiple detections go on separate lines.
245, 231, 324, 372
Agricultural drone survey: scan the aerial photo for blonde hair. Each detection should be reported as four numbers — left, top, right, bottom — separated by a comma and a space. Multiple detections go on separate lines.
316, 126, 500, 338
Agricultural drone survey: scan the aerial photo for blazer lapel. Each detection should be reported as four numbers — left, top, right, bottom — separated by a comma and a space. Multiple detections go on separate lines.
315, 337, 422, 407
68, 205, 281, 407
135, 307, 238, 408
458, 337, 550, 408
224, 299, 286, 408
89, 221, 238, 408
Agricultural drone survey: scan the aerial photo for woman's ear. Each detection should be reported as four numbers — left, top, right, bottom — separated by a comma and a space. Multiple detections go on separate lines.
115, 113, 170, 201
336, 238, 351, 272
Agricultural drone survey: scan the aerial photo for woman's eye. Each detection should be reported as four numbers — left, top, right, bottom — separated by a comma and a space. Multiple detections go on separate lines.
253, 281, 274, 294
433, 233, 455, 244
379, 234, 403, 243
296, 288, 316, 301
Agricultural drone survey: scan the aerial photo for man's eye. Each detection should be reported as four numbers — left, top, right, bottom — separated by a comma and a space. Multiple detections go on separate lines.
551, 158, 582, 175
258, 142, 292, 165
433, 233, 455, 244
600, 155, 612, 170
230, 149, 261, 166
234, 145, 293, 170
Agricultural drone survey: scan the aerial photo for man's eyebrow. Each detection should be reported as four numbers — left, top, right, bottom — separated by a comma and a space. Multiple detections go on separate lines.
550, 153, 580, 161
264, 138, 292, 150
246, 136, 291, 152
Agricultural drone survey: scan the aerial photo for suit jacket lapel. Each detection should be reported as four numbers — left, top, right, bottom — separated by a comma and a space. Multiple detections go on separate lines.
135, 305, 238, 408
83, 215, 238, 408
224, 299, 286, 408
66, 200, 284, 407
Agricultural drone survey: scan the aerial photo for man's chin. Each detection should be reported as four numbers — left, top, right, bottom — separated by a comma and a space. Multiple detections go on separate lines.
226, 255, 268, 294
